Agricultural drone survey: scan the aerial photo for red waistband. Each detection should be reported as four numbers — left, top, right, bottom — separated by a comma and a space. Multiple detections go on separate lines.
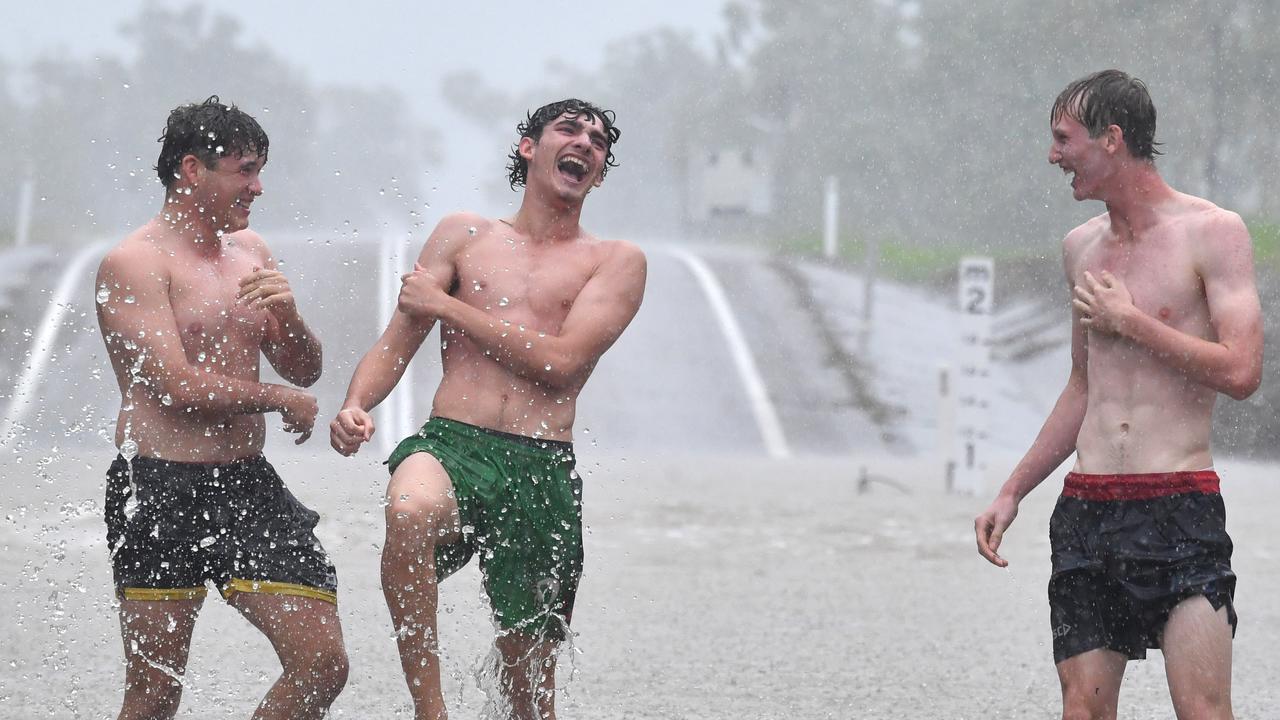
1062, 470, 1220, 501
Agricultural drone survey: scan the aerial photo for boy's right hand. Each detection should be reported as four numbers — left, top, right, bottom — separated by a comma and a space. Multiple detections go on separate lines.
330, 407, 376, 456
974, 495, 1020, 567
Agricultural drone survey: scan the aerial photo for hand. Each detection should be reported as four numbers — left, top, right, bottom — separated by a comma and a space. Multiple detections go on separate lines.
280, 389, 318, 444
330, 407, 376, 456
1073, 270, 1134, 336
397, 263, 449, 319
974, 494, 1019, 567
238, 267, 299, 321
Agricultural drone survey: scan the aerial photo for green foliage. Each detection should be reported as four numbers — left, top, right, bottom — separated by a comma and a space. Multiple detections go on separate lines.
1247, 218, 1280, 265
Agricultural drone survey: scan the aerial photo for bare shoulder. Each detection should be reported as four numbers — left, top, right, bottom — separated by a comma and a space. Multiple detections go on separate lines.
1191, 201, 1248, 244
425, 211, 494, 254
1061, 213, 1108, 271
438, 211, 494, 239
1064, 213, 1108, 251
225, 228, 275, 264
599, 237, 646, 267
98, 224, 170, 285
585, 236, 647, 285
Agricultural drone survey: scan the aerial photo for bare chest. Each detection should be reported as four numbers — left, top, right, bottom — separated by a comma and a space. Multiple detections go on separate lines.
166, 253, 268, 358
452, 239, 597, 330
1075, 233, 1206, 327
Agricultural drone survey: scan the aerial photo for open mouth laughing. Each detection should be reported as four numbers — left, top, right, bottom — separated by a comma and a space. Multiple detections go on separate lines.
557, 155, 591, 183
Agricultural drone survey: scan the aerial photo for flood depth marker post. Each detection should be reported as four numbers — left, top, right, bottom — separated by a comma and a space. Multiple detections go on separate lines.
950, 256, 993, 495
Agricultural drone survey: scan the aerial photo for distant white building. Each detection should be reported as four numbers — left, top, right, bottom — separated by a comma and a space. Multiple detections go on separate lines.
686, 146, 773, 222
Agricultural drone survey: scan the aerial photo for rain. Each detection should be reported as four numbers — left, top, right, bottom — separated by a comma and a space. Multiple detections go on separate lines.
4, 1, 1280, 718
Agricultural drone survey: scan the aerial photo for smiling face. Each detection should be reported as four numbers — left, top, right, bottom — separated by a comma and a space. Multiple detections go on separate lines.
187, 152, 264, 233
519, 111, 611, 202
1048, 112, 1115, 202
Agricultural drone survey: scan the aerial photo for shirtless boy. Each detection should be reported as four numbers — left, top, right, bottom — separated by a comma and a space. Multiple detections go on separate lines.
974, 70, 1263, 719
95, 97, 348, 719
330, 99, 646, 719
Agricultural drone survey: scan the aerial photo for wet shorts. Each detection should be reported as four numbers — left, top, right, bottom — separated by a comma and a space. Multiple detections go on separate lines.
387, 416, 583, 640
1048, 470, 1236, 663
104, 454, 338, 604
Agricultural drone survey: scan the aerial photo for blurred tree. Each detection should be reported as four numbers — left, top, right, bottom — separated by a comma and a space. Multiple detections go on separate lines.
443, 28, 742, 238
9, 5, 440, 244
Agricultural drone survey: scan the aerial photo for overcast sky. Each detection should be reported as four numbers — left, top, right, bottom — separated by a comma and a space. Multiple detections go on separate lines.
8, 1, 727, 114
9, 1, 729, 220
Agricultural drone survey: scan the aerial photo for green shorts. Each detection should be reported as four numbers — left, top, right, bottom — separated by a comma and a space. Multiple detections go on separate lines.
387, 416, 583, 640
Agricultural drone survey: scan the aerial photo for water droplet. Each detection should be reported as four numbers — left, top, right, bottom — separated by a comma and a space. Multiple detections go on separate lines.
198, 536, 217, 548
498, 297, 510, 307
467, 226, 477, 236
96, 286, 111, 304
119, 439, 138, 461
160, 394, 173, 406
544, 364, 553, 371
123, 295, 136, 304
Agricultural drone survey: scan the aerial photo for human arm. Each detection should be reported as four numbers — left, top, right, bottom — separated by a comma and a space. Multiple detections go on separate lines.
329, 311, 433, 455
236, 233, 323, 387
975, 244, 1090, 567
397, 240, 647, 390
96, 244, 316, 441
1072, 213, 1262, 400
330, 215, 466, 455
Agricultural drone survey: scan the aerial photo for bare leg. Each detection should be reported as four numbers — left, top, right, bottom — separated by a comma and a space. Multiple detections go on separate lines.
1056, 648, 1127, 720
230, 592, 349, 720
495, 631, 560, 720
1162, 596, 1234, 720
383, 453, 461, 720
116, 598, 203, 720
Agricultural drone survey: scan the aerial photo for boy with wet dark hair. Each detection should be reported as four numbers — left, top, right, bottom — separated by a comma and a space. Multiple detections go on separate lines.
1051, 69, 1160, 161
976, 70, 1261, 719
333, 98, 645, 719
506, 98, 620, 189
155, 95, 270, 189
96, 98, 347, 719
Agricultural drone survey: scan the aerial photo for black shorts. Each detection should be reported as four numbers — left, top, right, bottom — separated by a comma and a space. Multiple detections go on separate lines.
105, 454, 338, 604
1048, 470, 1235, 663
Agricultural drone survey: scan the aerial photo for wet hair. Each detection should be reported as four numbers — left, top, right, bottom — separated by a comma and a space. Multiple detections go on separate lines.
155, 95, 269, 189
506, 98, 621, 190
1051, 70, 1161, 161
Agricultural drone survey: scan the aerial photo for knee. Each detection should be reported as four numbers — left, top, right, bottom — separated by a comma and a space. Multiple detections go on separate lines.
385, 492, 456, 541
1061, 696, 1115, 720
285, 644, 350, 703
1172, 692, 1232, 720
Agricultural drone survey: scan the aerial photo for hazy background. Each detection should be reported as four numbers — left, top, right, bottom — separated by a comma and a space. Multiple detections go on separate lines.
4, 2, 1280, 718
4, 0, 1278, 448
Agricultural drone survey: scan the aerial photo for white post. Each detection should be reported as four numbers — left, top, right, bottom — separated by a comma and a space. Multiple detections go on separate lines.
15, 178, 34, 247
822, 176, 838, 260
953, 257, 994, 494
937, 364, 956, 492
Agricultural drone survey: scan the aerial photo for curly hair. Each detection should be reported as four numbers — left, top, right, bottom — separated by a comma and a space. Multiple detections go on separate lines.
1051, 70, 1161, 161
156, 95, 269, 189
506, 98, 621, 190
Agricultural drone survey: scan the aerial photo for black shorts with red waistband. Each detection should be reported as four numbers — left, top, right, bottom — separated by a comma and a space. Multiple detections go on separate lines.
1048, 470, 1236, 663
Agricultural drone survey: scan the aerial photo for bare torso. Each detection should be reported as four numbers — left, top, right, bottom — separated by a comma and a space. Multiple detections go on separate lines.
428, 218, 614, 440
100, 220, 274, 462
1068, 195, 1226, 473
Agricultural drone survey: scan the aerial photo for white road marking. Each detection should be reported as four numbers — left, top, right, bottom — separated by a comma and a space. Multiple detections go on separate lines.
660, 247, 791, 459
1, 239, 110, 446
